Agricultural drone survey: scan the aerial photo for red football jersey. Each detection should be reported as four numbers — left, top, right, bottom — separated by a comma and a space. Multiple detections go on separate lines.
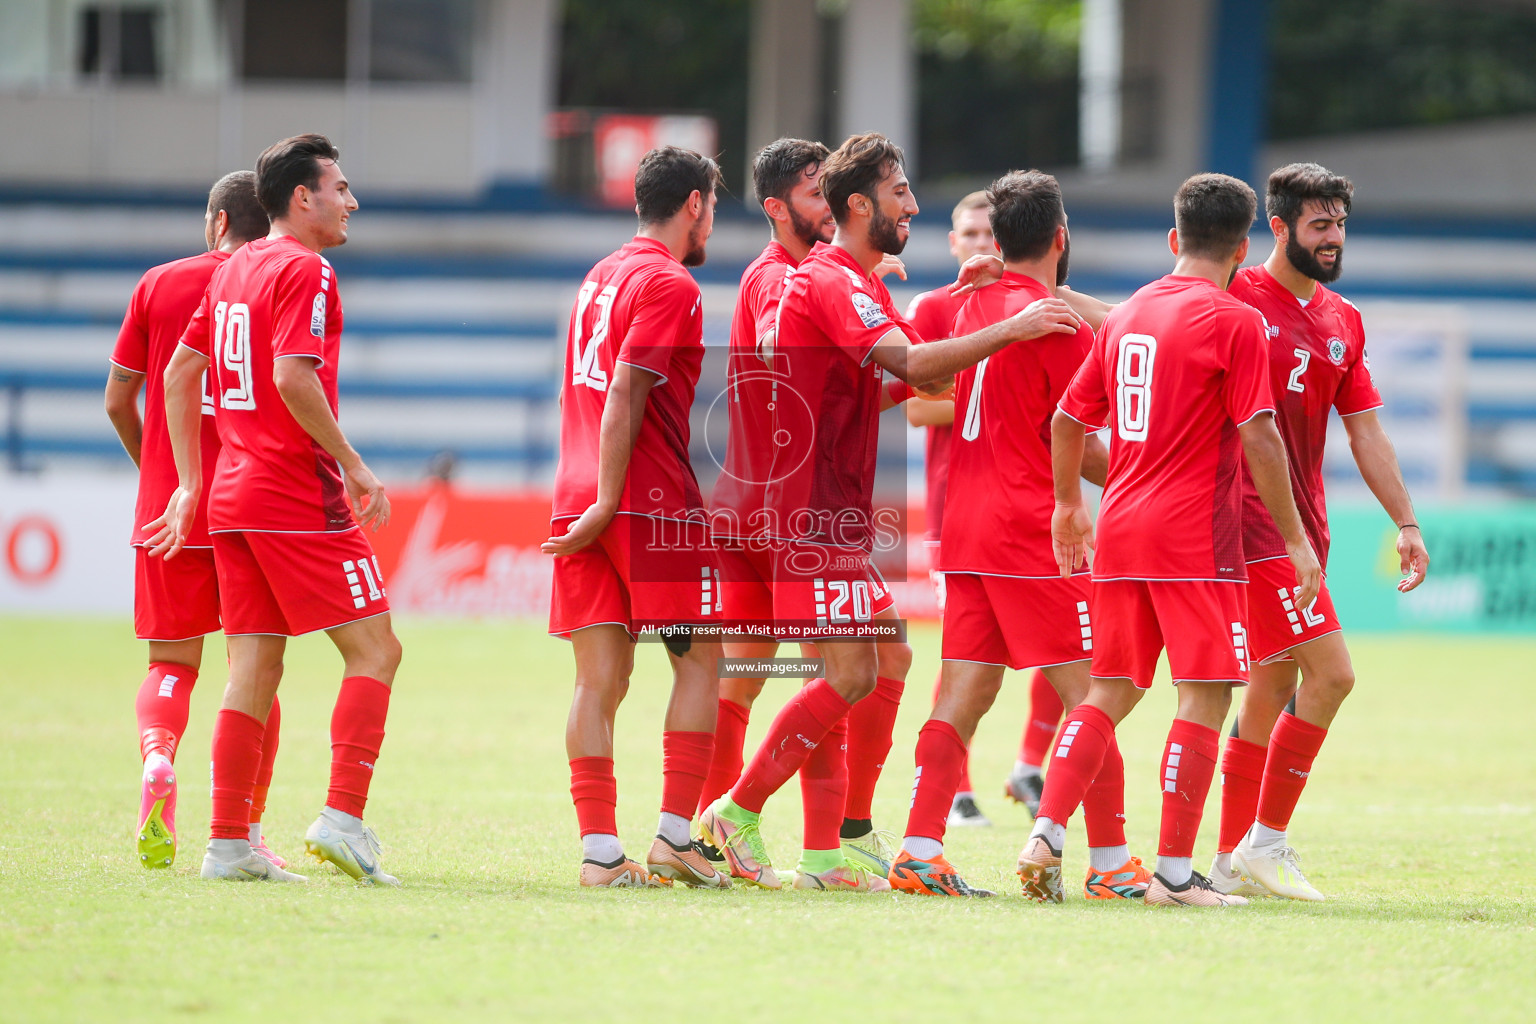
552, 236, 705, 523
710, 241, 796, 538
1059, 275, 1274, 581
904, 286, 966, 542
179, 235, 352, 534
941, 273, 1092, 577
764, 242, 918, 550
1231, 265, 1383, 564
111, 250, 228, 547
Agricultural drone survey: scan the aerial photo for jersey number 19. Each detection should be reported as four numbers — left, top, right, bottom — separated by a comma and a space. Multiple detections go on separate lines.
213, 301, 255, 411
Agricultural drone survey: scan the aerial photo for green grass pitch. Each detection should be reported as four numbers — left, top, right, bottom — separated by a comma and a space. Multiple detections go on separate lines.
1, 616, 1533, 1022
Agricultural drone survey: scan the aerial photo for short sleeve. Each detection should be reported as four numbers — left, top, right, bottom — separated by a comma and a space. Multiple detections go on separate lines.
1334, 308, 1383, 415
750, 263, 790, 343
617, 270, 700, 381
1222, 306, 1275, 426
1042, 323, 1093, 397
904, 289, 953, 341
271, 253, 330, 363
177, 287, 214, 359
111, 278, 151, 372
1058, 330, 1110, 429
813, 267, 907, 366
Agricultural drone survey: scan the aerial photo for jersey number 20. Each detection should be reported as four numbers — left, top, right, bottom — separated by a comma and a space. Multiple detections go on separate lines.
213, 301, 255, 410
1115, 333, 1157, 441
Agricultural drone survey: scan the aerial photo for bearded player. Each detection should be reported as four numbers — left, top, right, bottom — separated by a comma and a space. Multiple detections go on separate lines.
701, 132, 1082, 888
1025, 173, 1320, 908
891, 170, 1152, 899
1208, 163, 1429, 901
106, 171, 286, 870
152, 134, 402, 885
698, 137, 913, 891
542, 147, 728, 889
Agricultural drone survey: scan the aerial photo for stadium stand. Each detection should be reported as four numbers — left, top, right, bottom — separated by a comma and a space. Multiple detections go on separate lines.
2, 201, 1534, 495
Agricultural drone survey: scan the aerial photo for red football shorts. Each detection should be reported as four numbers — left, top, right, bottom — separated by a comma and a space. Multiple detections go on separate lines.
1089, 578, 1250, 688
715, 536, 778, 636
212, 528, 390, 637
1245, 556, 1342, 664
770, 541, 896, 640
134, 544, 221, 641
548, 514, 721, 639
941, 572, 1092, 670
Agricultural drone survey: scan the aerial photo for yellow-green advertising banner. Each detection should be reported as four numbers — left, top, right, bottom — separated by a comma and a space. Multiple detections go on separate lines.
1325, 502, 1536, 633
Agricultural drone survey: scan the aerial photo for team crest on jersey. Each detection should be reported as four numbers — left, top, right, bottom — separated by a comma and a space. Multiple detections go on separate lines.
1326, 336, 1346, 364
310, 291, 326, 337
851, 292, 889, 329
1262, 316, 1279, 339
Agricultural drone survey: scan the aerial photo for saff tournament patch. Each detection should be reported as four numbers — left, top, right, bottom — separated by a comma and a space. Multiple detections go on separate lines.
1327, 336, 1346, 364
851, 292, 889, 329
311, 291, 326, 337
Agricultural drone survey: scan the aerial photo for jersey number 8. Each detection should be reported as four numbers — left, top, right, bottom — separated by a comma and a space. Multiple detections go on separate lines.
213, 301, 255, 411
1115, 333, 1157, 442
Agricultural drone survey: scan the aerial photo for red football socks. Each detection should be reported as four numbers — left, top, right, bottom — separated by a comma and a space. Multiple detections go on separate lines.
1035, 705, 1115, 824
1158, 719, 1220, 858
249, 695, 281, 824
799, 716, 849, 850
660, 730, 714, 819
135, 661, 197, 762
929, 673, 974, 794
570, 756, 618, 837
844, 676, 904, 820
209, 708, 265, 840
326, 676, 391, 818
1256, 712, 1328, 832
1019, 669, 1064, 767
697, 697, 751, 817
730, 678, 852, 814
1081, 731, 1128, 848
904, 720, 968, 844
1217, 734, 1267, 853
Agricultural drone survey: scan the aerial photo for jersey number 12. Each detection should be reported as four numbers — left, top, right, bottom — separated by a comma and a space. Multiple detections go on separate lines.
570, 281, 616, 393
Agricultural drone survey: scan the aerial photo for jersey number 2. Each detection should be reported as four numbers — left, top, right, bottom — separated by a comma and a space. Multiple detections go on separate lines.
213, 301, 255, 410
1115, 333, 1157, 442
1286, 349, 1310, 393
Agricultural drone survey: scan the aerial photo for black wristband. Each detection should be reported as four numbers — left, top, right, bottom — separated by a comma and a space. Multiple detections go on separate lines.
1398, 522, 1420, 530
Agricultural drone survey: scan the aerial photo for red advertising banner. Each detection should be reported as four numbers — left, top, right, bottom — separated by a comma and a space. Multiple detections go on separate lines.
370, 485, 940, 621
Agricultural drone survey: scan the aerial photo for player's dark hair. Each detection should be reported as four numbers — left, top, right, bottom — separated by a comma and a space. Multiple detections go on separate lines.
634, 146, 722, 225
255, 133, 341, 219
820, 132, 905, 224
1266, 162, 1353, 230
1173, 173, 1257, 260
986, 170, 1064, 263
751, 138, 830, 215
206, 170, 269, 245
